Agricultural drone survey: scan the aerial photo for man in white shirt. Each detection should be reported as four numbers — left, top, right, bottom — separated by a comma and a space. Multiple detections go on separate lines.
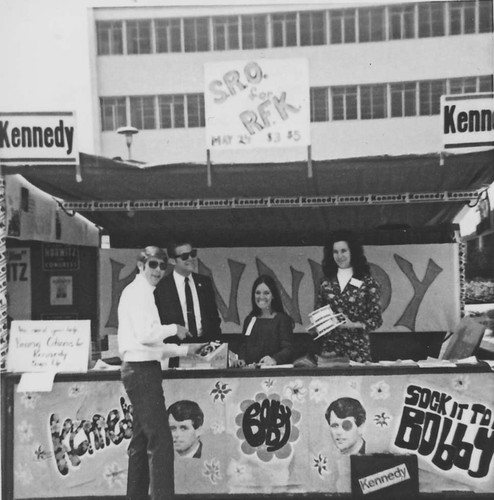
118, 246, 196, 500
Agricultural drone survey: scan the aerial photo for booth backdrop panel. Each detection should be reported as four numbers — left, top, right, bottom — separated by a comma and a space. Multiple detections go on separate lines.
98, 244, 460, 337
11, 370, 493, 498
7, 242, 99, 344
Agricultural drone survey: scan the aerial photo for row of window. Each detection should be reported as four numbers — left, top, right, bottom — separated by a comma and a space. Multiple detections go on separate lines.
311, 75, 493, 121
100, 75, 493, 131
97, 1, 493, 55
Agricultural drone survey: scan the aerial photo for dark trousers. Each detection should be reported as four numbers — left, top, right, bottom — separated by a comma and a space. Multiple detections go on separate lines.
121, 361, 174, 500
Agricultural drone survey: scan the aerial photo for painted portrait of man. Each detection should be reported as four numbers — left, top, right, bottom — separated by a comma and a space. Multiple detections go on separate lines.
168, 400, 204, 458
325, 397, 366, 455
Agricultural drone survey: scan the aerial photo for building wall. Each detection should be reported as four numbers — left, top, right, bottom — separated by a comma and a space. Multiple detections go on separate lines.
91, 2, 494, 164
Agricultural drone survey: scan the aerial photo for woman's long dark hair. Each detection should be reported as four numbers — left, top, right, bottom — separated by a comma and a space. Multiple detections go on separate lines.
250, 274, 286, 317
322, 229, 370, 279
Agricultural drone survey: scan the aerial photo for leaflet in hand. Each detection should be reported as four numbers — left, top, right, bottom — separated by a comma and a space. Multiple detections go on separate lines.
308, 305, 346, 340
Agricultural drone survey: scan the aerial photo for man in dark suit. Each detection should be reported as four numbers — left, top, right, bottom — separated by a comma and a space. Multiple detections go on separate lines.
155, 240, 222, 341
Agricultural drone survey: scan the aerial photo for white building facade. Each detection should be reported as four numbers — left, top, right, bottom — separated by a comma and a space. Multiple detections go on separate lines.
89, 1, 493, 165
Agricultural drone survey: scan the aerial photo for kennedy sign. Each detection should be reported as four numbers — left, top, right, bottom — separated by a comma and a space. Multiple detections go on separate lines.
204, 59, 310, 150
441, 93, 494, 153
0, 111, 78, 165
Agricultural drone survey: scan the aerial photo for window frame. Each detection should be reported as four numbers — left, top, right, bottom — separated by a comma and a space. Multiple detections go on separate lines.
271, 12, 298, 47
126, 19, 153, 55
310, 88, 329, 122
130, 96, 156, 130
96, 21, 124, 55
100, 97, 127, 131
155, 18, 182, 53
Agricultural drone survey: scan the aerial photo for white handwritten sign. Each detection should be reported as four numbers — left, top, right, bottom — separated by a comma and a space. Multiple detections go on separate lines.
204, 59, 310, 150
7, 320, 90, 373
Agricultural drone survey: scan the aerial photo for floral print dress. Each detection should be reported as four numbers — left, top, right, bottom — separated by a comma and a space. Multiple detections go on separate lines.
317, 274, 382, 362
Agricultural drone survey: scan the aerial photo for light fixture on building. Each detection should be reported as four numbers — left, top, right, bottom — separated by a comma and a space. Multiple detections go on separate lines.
117, 126, 139, 161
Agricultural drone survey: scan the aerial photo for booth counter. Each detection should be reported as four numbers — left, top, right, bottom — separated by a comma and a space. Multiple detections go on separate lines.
3, 364, 494, 499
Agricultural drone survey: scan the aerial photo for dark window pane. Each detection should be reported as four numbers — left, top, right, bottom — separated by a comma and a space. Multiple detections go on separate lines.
187, 94, 205, 127
418, 3, 445, 37
127, 20, 152, 55
156, 19, 181, 53
97, 21, 123, 55
272, 13, 297, 47
330, 11, 343, 44
479, 75, 494, 92
479, 0, 493, 33
100, 97, 126, 131
310, 88, 328, 122
300, 11, 325, 46
184, 18, 209, 52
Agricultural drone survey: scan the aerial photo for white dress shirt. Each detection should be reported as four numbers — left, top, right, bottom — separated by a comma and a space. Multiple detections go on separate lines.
118, 273, 188, 362
173, 271, 203, 335
337, 267, 353, 291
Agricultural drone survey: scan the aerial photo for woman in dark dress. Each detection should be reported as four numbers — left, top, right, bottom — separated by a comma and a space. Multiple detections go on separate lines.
233, 275, 295, 367
316, 230, 382, 363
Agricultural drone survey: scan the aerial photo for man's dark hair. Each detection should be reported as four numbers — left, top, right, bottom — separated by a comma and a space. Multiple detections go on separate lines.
325, 397, 366, 427
168, 400, 204, 429
167, 240, 194, 259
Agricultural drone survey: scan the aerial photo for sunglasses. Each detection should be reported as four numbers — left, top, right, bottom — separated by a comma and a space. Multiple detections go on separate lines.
330, 419, 355, 431
147, 260, 167, 270
176, 249, 197, 261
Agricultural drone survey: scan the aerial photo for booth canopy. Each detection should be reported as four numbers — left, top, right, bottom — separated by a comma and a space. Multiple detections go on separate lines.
10, 150, 494, 248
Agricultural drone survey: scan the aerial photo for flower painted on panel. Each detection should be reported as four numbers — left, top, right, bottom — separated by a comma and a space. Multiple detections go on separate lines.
104, 462, 126, 487
451, 374, 470, 393
373, 410, 393, 429
68, 383, 86, 398
203, 458, 222, 484
34, 445, 53, 461
227, 459, 253, 484
17, 420, 33, 443
313, 453, 330, 476
210, 421, 225, 435
309, 379, 328, 404
235, 392, 301, 462
283, 379, 307, 404
210, 381, 232, 403
20, 392, 40, 410
370, 380, 390, 400
261, 378, 276, 392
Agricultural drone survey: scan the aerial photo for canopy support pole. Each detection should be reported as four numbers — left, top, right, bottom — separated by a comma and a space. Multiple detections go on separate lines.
0, 166, 8, 371
207, 149, 212, 188
307, 145, 313, 178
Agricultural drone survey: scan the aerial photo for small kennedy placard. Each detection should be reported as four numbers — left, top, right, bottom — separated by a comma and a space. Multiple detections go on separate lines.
7, 320, 90, 373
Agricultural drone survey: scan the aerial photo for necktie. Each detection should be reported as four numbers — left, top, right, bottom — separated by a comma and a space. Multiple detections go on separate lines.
184, 277, 198, 337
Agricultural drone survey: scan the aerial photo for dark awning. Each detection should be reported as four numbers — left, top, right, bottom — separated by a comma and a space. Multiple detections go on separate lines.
9, 150, 494, 248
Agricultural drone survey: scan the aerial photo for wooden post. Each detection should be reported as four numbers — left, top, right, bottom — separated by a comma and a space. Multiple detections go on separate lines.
307, 145, 313, 178
207, 149, 212, 187
0, 167, 8, 371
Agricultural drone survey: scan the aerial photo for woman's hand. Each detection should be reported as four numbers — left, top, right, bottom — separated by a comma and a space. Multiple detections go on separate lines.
340, 315, 365, 330
259, 355, 276, 366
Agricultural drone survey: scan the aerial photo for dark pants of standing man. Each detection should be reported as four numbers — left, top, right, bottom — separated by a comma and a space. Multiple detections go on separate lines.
121, 361, 174, 500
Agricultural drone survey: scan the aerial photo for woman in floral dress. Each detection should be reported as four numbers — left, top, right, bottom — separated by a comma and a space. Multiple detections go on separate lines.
316, 230, 382, 363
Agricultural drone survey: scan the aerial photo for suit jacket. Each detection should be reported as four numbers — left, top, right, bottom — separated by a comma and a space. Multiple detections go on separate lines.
154, 272, 222, 341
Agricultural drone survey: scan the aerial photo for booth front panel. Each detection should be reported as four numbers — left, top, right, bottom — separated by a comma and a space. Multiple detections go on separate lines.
3, 366, 494, 499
